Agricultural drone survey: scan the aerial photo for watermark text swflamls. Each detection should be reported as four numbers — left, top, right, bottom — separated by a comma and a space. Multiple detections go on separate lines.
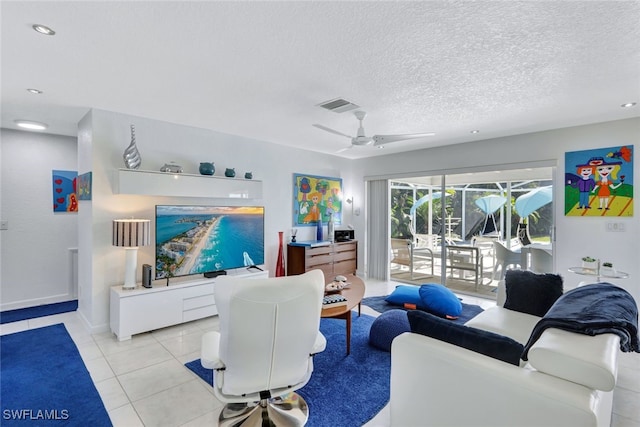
3, 409, 69, 420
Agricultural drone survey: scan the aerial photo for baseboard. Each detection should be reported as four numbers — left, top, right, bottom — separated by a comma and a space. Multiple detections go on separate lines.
0, 292, 74, 312
76, 308, 110, 335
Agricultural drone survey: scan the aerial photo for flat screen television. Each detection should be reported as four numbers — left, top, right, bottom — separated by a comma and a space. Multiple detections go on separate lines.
155, 205, 265, 280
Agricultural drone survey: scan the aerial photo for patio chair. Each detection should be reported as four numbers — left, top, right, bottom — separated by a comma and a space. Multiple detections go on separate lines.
492, 241, 522, 280
390, 238, 434, 279
445, 244, 483, 290
528, 247, 553, 273
390, 239, 412, 270
415, 233, 441, 251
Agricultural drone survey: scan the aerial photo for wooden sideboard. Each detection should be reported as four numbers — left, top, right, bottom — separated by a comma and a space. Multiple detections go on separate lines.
287, 241, 357, 279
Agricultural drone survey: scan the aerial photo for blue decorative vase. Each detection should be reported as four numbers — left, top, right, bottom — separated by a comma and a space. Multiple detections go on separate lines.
199, 162, 215, 175
225, 168, 236, 178
244, 172, 253, 179
316, 215, 323, 241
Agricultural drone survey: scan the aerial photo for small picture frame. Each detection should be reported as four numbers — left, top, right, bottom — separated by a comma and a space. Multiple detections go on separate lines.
78, 171, 93, 201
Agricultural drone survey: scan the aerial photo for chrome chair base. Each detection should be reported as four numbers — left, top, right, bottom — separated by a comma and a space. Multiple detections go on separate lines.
219, 392, 309, 427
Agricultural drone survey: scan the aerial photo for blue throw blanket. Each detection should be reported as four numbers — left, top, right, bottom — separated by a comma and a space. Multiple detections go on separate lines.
522, 283, 640, 360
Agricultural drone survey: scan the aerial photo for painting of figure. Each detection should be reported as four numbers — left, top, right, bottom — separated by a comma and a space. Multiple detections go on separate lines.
565, 146, 633, 216
293, 173, 343, 226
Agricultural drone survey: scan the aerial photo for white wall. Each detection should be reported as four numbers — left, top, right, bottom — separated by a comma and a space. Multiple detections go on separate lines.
77, 109, 355, 332
352, 118, 640, 303
3, 116, 638, 327
0, 129, 79, 310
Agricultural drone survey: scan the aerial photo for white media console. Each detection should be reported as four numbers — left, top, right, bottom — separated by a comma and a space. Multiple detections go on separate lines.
110, 268, 268, 341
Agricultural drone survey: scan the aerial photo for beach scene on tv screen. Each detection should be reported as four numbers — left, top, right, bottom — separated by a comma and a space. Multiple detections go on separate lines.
155, 205, 264, 279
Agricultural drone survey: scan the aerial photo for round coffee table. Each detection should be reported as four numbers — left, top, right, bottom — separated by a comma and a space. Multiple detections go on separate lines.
321, 274, 365, 355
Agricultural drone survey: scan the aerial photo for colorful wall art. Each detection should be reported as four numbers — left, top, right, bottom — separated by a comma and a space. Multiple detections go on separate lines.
77, 171, 93, 201
565, 145, 633, 216
293, 173, 343, 226
52, 170, 78, 213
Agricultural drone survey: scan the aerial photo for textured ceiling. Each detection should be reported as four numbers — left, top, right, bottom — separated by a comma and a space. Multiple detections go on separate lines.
2, 1, 639, 159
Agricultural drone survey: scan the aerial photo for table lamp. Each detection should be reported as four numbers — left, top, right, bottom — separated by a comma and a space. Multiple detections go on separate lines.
113, 219, 150, 289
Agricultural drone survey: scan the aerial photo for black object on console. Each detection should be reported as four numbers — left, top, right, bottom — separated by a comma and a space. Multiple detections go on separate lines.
334, 229, 354, 242
204, 270, 227, 278
142, 264, 153, 288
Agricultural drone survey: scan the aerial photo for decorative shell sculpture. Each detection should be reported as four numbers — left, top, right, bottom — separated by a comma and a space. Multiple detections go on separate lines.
123, 124, 142, 169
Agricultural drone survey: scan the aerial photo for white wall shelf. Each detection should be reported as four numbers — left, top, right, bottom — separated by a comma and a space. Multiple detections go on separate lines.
114, 168, 263, 199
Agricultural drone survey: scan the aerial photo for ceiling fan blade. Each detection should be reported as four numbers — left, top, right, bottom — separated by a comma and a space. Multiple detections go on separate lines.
312, 124, 353, 139
372, 133, 436, 146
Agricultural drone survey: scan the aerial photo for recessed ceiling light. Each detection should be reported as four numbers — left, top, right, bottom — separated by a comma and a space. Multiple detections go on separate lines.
470, 130, 480, 134
621, 102, 636, 108
27, 88, 43, 94
32, 24, 55, 36
14, 120, 48, 131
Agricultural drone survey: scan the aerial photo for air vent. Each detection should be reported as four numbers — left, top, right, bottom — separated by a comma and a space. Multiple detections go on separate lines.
317, 98, 360, 113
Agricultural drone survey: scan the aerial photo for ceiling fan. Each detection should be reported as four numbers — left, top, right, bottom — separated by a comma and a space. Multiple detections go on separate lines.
313, 110, 435, 152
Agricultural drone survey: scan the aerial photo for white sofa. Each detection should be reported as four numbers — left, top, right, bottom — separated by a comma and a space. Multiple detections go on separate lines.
390, 282, 621, 427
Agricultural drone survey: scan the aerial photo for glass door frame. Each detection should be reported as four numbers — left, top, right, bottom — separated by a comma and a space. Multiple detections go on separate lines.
388, 163, 556, 297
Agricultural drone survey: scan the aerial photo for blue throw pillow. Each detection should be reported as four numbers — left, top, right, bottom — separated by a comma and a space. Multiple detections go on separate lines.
385, 285, 423, 307
419, 284, 462, 318
407, 310, 524, 366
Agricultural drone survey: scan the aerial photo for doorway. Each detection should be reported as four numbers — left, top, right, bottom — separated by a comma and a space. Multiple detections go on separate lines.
389, 166, 554, 298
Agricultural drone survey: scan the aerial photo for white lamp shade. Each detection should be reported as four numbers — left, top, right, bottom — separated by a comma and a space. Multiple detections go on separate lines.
113, 219, 150, 247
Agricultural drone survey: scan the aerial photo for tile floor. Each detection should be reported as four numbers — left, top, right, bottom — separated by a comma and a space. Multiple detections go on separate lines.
1, 279, 639, 426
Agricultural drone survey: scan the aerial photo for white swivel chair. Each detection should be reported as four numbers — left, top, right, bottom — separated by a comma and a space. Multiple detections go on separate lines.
528, 247, 553, 274
492, 241, 522, 280
201, 269, 326, 427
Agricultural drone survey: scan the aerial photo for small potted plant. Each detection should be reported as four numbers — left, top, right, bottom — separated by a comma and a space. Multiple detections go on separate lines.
581, 256, 597, 272
601, 262, 615, 276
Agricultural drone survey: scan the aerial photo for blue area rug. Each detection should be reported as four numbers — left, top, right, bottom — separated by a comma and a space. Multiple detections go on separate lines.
186, 312, 389, 427
0, 323, 111, 426
362, 295, 484, 323
1, 300, 78, 324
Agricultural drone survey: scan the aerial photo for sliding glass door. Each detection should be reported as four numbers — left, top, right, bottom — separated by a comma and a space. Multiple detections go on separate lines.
389, 166, 554, 298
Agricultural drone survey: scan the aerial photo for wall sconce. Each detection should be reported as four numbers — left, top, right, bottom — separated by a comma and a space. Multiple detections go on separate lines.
113, 219, 151, 289
346, 197, 355, 217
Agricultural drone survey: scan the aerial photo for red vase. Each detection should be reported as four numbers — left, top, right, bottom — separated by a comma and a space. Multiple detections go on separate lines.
276, 231, 285, 277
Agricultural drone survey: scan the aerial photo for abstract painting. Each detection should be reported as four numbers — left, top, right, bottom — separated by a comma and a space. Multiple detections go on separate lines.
77, 171, 92, 201
293, 173, 343, 226
565, 145, 633, 216
52, 170, 78, 212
